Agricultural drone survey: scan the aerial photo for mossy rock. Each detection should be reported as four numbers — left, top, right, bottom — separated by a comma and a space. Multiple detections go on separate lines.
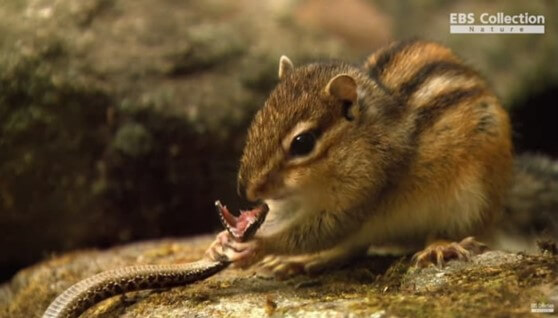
1, 236, 557, 317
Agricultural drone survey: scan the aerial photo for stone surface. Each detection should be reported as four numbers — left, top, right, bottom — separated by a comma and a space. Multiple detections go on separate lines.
1, 0, 557, 286
0, 0, 359, 279
1, 236, 557, 317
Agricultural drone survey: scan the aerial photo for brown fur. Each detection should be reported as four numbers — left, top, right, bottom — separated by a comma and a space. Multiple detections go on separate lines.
236, 40, 513, 264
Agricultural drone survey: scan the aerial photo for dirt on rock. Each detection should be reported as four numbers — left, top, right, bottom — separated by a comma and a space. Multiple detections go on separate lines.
1, 236, 557, 317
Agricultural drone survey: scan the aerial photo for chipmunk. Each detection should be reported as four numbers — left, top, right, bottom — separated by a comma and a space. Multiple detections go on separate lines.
207, 39, 513, 276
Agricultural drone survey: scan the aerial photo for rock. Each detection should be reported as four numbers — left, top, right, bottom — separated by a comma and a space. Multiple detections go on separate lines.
1, 0, 557, 287
0, 0, 359, 279
1, 236, 557, 317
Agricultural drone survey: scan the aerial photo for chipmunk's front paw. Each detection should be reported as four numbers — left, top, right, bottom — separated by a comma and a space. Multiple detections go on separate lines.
412, 236, 488, 267
258, 252, 348, 279
226, 239, 264, 268
258, 255, 308, 279
204, 231, 264, 268
205, 231, 233, 262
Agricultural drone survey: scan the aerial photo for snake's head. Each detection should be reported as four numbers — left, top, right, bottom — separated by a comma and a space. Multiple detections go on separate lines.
215, 201, 269, 242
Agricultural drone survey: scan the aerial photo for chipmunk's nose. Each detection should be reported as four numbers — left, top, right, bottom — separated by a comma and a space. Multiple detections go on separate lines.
239, 169, 279, 202
245, 182, 264, 202
237, 176, 263, 201
239, 175, 268, 202
246, 171, 282, 202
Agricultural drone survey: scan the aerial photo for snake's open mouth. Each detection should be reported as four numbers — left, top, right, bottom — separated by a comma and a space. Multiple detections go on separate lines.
215, 201, 269, 242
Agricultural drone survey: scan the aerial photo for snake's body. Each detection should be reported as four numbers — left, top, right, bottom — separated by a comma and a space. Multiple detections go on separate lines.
42, 259, 230, 318
42, 201, 267, 318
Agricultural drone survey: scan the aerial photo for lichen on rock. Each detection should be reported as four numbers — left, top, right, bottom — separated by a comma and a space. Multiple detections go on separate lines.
2, 236, 557, 317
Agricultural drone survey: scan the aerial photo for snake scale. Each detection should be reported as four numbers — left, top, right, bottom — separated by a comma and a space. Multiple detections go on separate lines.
42, 201, 268, 318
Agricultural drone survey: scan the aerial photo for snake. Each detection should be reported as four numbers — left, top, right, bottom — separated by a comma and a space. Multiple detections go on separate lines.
42, 201, 268, 318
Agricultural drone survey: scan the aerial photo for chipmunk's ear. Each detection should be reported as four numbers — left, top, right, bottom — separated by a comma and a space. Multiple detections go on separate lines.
278, 55, 294, 80
325, 74, 358, 120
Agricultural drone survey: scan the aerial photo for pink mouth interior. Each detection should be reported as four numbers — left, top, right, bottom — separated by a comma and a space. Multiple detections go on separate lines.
216, 200, 267, 241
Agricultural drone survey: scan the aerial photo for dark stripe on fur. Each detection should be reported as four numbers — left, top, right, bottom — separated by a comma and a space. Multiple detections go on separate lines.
398, 61, 475, 100
368, 40, 418, 94
414, 87, 484, 136
370, 40, 418, 77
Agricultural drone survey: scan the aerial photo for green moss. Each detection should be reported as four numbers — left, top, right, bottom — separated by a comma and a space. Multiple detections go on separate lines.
168, 24, 246, 75
0, 54, 113, 274
4, 234, 555, 317
111, 122, 153, 157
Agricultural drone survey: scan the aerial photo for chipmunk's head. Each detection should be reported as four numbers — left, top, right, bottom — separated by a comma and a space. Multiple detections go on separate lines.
238, 56, 396, 219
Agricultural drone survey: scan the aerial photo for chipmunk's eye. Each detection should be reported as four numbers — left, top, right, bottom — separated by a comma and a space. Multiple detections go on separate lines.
289, 131, 317, 157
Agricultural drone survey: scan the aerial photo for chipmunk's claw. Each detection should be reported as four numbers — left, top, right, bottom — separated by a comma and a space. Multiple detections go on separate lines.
413, 236, 488, 267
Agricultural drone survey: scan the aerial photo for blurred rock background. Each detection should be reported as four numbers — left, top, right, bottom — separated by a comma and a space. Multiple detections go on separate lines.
0, 0, 556, 282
